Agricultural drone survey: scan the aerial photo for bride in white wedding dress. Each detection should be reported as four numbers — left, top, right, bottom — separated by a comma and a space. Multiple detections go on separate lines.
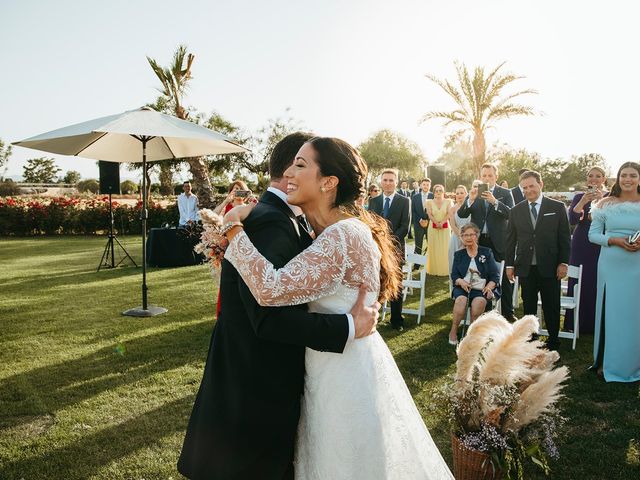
223, 137, 453, 480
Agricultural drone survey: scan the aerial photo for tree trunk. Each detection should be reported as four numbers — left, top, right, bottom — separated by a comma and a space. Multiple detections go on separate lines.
186, 156, 215, 208
472, 129, 486, 176
158, 162, 174, 196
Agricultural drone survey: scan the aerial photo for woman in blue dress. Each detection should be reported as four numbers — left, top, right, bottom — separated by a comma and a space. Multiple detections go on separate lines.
588, 162, 640, 382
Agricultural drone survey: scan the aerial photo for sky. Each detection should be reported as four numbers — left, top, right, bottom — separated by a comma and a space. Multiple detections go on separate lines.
1, 0, 639, 182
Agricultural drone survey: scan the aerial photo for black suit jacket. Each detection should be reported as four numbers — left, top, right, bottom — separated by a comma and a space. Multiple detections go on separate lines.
457, 185, 514, 257
511, 186, 525, 205
505, 196, 571, 278
178, 191, 349, 480
410, 191, 434, 228
369, 193, 410, 255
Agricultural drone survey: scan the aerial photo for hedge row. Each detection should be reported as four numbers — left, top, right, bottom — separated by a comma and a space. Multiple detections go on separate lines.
0, 197, 178, 236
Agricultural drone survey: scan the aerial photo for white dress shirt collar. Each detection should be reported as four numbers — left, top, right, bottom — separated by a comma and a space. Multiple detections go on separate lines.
529, 193, 543, 207
267, 186, 302, 216
383, 192, 396, 203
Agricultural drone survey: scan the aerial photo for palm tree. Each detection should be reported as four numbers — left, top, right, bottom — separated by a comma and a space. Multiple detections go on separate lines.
422, 61, 537, 175
147, 45, 216, 206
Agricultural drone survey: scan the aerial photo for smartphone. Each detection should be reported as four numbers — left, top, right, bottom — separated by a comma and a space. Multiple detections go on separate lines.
234, 190, 251, 198
586, 185, 595, 193
476, 183, 489, 195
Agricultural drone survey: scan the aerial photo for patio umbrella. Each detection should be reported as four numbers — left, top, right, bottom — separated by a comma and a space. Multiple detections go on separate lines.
14, 106, 249, 317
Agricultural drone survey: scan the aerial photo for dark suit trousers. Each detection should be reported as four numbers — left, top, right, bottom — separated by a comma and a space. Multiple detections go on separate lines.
479, 234, 513, 316
520, 266, 561, 342
413, 223, 427, 255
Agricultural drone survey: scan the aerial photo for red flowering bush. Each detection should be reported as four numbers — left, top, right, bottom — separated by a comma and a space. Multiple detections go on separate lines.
0, 196, 179, 236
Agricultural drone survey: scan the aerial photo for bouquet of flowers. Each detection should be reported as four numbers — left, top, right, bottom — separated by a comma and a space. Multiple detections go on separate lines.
437, 312, 569, 479
194, 209, 229, 270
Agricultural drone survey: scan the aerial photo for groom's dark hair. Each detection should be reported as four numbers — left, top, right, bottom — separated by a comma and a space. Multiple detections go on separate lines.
269, 132, 314, 180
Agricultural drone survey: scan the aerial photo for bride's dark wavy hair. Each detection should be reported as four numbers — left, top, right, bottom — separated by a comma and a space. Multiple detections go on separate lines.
306, 136, 402, 302
610, 161, 640, 197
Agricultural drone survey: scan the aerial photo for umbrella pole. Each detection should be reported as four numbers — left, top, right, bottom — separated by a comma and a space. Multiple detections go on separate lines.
123, 135, 167, 317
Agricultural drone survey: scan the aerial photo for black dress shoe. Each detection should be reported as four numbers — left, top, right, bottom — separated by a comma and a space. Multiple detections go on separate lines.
545, 340, 560, 352
505, 314, 518, 322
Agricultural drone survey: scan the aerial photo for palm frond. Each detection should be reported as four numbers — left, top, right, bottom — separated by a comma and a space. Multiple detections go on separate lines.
485, 104, 536, 124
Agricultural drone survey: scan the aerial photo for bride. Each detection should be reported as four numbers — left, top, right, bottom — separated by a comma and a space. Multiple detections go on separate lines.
222, 137, 453, 479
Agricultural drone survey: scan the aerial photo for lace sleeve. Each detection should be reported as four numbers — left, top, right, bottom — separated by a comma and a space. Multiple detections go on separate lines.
224, 223, 349, 306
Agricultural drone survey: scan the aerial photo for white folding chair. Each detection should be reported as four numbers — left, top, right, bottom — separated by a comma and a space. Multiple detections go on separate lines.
381, 252, 427, 324
536, 264, 583, 350
512, 276, 520, 308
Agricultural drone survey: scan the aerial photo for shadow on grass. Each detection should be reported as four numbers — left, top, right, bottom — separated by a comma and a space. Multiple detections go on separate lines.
0, 319, 213, 424
0, 395, 191, 480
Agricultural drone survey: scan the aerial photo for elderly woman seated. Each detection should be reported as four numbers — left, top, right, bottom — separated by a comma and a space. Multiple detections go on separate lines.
448, 223, 501, 345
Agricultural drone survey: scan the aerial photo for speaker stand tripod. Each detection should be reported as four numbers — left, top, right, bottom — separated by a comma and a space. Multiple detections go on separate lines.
97, 193, 138, 271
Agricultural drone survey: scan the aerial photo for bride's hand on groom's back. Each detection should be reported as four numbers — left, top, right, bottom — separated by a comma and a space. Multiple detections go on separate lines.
224, 203, 255, 225
351, 285, 380, 338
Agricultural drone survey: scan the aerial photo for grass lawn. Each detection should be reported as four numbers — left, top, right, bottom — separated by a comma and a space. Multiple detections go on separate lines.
0, 236, 638, 479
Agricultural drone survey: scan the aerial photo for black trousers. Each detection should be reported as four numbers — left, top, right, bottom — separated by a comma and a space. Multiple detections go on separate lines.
479, 234, 513, 316
413, 223, 427, 255
520, 265, 561, 343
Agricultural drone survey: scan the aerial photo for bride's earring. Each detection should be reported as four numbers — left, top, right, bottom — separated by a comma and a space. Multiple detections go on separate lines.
320, 187, 326, 193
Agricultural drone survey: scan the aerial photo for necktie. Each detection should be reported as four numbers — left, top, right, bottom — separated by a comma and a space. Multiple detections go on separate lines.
530, 202, 538, 221
296, 214, 309, 234
383, 197, 391, 218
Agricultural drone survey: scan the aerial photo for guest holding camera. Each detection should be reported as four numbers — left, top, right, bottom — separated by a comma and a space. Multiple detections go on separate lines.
213, 180, 252, 215
448, 223, 501, 345
588, 162, 640, 382
564, 167, 608, 334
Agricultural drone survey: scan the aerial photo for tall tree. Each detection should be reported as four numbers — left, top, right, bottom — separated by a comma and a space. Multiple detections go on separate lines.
422, 61, 537, 175
358, 129, 426, 183
147, 45, 216, 206
62, 170, 81, 184
23, 157, 61, 183
436, 133, 476, 188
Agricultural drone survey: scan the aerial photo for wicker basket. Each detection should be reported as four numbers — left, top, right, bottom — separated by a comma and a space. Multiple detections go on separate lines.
451, 433, 503, 480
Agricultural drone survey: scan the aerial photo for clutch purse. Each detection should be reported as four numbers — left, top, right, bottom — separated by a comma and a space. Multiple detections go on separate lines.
629, 231, 640, 244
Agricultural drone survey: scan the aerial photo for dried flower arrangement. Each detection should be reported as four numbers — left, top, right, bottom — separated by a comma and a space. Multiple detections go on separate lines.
438, 311, 569, 479
194, 208, 229, 270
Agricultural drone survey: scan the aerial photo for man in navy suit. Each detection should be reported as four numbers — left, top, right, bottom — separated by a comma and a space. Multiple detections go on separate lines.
511, 168, 529, 205
369, 169, 411, 331
457, 164, 515, 319
410, 178, 433, 255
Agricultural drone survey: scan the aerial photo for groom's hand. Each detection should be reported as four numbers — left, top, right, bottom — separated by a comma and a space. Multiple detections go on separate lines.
351, 285, 380, 338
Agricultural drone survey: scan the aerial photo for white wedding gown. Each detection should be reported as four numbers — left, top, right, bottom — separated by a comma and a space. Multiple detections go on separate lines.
226, 218, 454, 480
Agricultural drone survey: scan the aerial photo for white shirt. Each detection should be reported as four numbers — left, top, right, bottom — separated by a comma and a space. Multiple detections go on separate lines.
382, 191, 396, 207
421, 192, 430, 205
528, 193, 543, 217
177, 192, 199, 225
267, 186, 355, 343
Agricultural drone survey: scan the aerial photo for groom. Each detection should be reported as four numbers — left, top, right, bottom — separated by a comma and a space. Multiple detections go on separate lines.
178, 132, 380, 480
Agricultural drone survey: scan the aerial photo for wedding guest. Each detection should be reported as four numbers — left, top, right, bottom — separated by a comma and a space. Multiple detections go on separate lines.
511, 168, 529, 205
425, 184, 452, 276
355, 192, 366, 208
500, 180, 509, 188
213, 180, 252, 215
457, 164, 515, 319
411, 180, 420, 196
398, 181, 411, 197
411, 178, 433, 255
588, 162, 640, 382
367, 183, 381, 201
449, 223, 501, 345
178, 181, 199, 226
447, 185, 470, 273
369, 169, 411, 331
564, 166, 608, 333
506, 170, 571, 351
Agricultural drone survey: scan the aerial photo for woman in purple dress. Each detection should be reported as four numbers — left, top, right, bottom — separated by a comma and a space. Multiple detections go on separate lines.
564, 166, 608, 333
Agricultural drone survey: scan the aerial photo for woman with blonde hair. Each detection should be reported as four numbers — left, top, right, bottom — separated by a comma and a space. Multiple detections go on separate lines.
425, 184, 452, 275
447, 184, 470, 272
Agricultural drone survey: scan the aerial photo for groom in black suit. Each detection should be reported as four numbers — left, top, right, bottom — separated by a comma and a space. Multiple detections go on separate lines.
457, 163, 515, 318
369, 168, 410, 330
506, 170, 571, 350
178, 133, 380, 480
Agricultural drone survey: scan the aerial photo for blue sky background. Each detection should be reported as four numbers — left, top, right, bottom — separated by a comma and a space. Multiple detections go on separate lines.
2, 0, 638, 181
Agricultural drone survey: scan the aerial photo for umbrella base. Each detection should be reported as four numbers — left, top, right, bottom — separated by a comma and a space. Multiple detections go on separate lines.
122, 305, 168, 317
